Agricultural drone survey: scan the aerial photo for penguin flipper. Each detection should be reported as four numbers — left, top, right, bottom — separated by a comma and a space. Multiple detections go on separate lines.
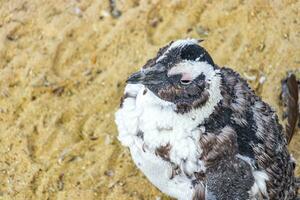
280, 72, 299, 144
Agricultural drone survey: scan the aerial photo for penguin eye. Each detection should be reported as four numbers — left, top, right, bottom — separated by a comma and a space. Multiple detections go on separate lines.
180, 73, 193, 85
180, 79, 192, 85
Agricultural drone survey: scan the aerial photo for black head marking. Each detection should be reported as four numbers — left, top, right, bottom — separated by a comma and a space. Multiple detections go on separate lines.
153, 40, 215, 69
127, 39, 218, 113
180, 44, 215, 66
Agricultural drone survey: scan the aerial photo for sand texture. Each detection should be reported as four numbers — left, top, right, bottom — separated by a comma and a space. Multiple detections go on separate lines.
0, 0, 299, 199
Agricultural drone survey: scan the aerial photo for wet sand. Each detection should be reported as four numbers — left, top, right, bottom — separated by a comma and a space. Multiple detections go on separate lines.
0, 0, 299, 199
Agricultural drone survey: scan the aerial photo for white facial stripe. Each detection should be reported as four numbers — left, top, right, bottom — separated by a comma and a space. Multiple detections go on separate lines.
167, 38, 198, 50
168, 61, 215, 80
156, 38, 198, 63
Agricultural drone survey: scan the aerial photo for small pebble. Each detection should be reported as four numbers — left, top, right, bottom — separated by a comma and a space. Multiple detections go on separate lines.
73, 7, 82, 17
104, 170, 114, 177
259, 76, 266, 84
111, 9, 121, 18
195, 26, 209, 37
105, 134, 113, 145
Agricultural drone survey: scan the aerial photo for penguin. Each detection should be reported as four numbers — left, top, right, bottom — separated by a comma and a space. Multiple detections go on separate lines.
115, 39, 299, 200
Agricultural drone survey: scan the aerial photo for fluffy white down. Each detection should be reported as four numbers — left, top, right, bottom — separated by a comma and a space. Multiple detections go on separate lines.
250, 171, 270, 199
115, 64, 222, 199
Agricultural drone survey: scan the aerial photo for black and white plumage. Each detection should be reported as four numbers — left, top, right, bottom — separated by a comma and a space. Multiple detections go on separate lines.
115, 39, 298, 200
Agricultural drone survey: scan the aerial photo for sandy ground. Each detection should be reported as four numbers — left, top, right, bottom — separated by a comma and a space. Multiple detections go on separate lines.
0, 0, 299, 199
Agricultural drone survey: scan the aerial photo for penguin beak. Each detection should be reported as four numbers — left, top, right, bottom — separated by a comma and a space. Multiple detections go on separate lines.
126, 64, 166, 85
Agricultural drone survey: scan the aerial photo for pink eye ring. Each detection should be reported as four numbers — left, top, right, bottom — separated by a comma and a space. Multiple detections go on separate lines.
180, 73, 192, 85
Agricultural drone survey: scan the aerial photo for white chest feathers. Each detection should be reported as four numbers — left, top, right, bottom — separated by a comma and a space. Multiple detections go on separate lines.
115, 80, 223, 199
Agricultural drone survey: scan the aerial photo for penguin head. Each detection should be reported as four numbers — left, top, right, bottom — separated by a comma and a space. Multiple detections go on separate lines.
127, 39, 220, 113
